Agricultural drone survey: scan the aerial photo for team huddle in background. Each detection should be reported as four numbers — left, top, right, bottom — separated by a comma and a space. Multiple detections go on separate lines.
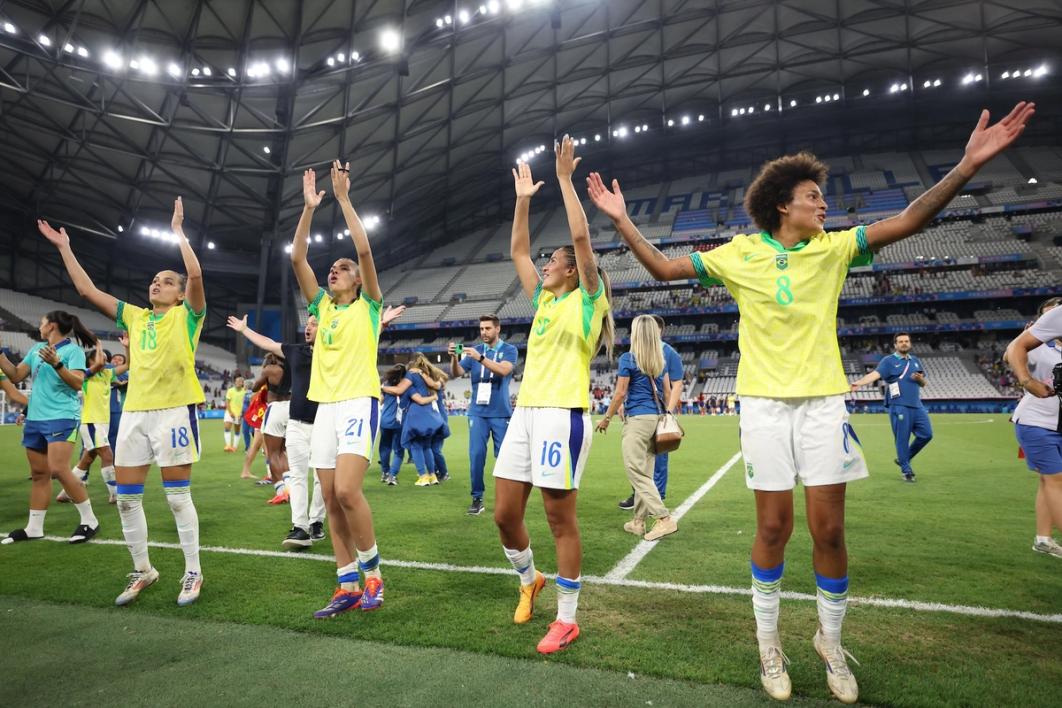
2, 101, 1050, 704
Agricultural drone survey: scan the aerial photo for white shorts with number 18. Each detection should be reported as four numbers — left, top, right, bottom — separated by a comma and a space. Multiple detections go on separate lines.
114, 404, 201, 468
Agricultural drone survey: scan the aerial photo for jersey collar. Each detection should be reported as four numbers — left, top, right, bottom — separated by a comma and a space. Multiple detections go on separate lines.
892, 352, 910, 360
54, 337, 72, 349
760, 232, 810, 252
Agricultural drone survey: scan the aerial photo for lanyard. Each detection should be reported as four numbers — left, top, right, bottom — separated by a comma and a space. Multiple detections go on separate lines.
898, 358, 912, 380
479, 345, 503, 383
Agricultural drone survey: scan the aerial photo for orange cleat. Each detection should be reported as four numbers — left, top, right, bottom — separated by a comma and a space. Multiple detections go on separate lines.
513, 571, 546, 624
536, 620, 580, 654
267, 490, 290, 505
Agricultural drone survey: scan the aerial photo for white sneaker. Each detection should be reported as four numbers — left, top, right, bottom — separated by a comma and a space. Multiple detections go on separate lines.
1032, 538, 1062, 558
813, 629, 860, 704
177, 571, 203, 606
758, 643, 791, 701
115, 568, 160, 606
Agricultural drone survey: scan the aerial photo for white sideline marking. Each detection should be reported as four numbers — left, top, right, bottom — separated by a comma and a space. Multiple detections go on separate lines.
603, 450, 743, 582
40, 535, 1062, 624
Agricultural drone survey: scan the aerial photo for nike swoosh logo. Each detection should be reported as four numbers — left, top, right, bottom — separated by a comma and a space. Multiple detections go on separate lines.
743, 254, 754, 262
843, 459, 857, 470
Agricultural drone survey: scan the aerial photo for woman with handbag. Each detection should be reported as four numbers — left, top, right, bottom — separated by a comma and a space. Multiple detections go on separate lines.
597, 315, 680, 541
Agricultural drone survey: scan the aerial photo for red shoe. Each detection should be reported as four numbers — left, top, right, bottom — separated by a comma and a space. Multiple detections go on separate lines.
267, 490, 289, 505
536, 620, 580, 654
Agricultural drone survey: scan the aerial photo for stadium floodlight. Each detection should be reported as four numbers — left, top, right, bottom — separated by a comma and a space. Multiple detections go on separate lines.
862, 88, 870, 96
739, 107, 747, 114
1000, 71, 1010, 79
900, 83, 907, 90
77, 46, 89, 57
3, 22, 16, 34
816, 96, 823, 103
833, 93, 840, 100
263, 146, 271, 154
667, 119, 675, 126
444, 15, 453, 25
284, 244, 293, 254
344, 228, 351, 235
488, 0, 501, 13
38, 34, 51, 47
730, 108, 738, 116
117, 225, 124, 233
594, 134, 601, 141
763, 104, 771, 111
698, 114, 705, 121
923, 80, 931, 88
634, 126, 642, 133
337, 52, 345, 62
380, 28, 402, 53
227, 67, 236, 76
351, 51, 360, 62
130, 59, 140, 69
1023, 68, 1032, 77
932, 79, 941, 87
974, 73, 982, 81
326, 56, 335, 67
64, 42, 74, 52
436, 18, 445, 28
1034, 64, 1048, 78
314, 234, 323, 243
191, 68, 200, 76
276, 57, 290, 73
207, 241, 216, 250
889, 83, 899, 93
507, 0, 525, 10
167, 62, 181, 78
103, 50, 123, 70
480, 4, 488, 13
580, 137, 586, 145
140, 226, 150, 236
459, 10, 471, 23
681, 115, 691, 125
641, 123, 648, 131
618, 126, 628, 137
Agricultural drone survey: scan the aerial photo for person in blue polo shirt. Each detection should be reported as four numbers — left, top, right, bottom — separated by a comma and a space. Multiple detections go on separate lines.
449, 314, 518, 516
851, 333, 932, 482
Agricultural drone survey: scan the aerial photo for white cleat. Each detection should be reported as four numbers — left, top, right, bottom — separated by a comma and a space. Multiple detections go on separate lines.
177, 571, 203, 607
759, 643, 792, 701
813, 629, 860, 704
1032, 538, 1062, 558
115, 568, 160, 606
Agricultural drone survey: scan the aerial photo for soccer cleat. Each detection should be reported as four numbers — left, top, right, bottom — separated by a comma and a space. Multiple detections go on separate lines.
623, 518, 646, 536
514, 571, 546, 624
643, 516, 678, 542
813, 629, 860, 704
282, 527, 312, 550
68, 523, 99, 544
618, 494, 635, 511
414, 475, 431, 487
115, 567, 160, 606
255, 477, 272, 486
467, 498, 484, 516
2, 529, 43, 545
1033, 538, 1062, 558
436, 472, 450, 483
177, 571, 203, 606
536, 620, 580, 654
314, 588, 363, 618
309, 522, 325, 541
360, 576, 385, 611
387, 474, 398, 486
758, 644, 792, 701
267, 490, 290, 505
902, 473, 916, 483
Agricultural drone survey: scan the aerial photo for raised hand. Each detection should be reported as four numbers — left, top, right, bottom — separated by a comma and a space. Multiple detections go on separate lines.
37, 220, 70, 249
330, 159, 351, 202
964, 101, 1035, 169
226, 315, 248, 333
303, 169, 325, 209
93, 345, 106, 368
512, 162, 545, 199
171, 196, 185, 234
555, 135, 582, 179
586, 172, 627, 222
119, 333, 129, 349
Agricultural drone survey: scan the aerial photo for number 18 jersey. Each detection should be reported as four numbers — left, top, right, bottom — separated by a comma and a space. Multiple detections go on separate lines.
117, 301, 205, 411
689, 226, 871, 398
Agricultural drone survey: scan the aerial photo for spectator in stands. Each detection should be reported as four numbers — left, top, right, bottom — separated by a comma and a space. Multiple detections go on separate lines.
587, 100, 1035, 703
449, 314, 518, 516
0, 311, 101, 545
596, 315, 678, 541
851, 333, 933, 482
618, 315, 682, 510
1004, 297, 1062, 558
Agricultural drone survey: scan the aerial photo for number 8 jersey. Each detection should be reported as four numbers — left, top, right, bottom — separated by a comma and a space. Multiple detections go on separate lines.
689, 226, 871, 399
116, 301, 206, 411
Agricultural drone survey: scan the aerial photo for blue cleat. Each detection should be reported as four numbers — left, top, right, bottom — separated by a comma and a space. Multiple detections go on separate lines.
313, 588, 362, 618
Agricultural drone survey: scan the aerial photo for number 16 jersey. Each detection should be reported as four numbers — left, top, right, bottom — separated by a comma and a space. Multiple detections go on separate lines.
116, 301, 205, 411
689, 226, 871, 399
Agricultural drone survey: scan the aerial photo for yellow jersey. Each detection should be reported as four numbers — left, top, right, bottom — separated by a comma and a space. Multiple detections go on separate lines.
225, 386, 245, 416
690, 226, 871, 398
307, 289, 382, 403
116, 301, 205, 411
517, 281, 610, 409
82, 366, 114, 424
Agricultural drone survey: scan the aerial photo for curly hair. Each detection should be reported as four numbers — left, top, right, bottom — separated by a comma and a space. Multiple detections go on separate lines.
743, 152, 829, 234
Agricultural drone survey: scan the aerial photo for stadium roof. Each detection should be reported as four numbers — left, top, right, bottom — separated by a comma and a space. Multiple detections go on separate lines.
0, 0, 1059, 278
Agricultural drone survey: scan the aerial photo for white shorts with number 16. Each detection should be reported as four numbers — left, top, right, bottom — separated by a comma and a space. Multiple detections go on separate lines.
494, 406, 592, 490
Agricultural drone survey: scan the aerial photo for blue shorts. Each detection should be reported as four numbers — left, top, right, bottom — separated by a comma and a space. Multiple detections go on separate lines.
1015, 423, 1062, 475
23, 419, 79, 452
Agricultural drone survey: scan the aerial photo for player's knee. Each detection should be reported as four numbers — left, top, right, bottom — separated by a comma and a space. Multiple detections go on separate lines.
333, 485, 362, 510
810, 520, 845, 550
757, 517, 793, 548
30, 467, 51, 481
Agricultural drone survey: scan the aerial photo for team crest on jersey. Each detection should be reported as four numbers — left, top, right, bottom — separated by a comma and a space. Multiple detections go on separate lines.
330, 319, 338, 329
774, 254, 788, 271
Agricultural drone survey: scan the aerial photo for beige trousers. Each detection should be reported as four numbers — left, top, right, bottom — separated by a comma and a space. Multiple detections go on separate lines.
621, 415, 669, 520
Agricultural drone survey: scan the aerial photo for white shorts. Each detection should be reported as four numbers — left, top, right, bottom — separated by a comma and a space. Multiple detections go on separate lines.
494, 407, 592, 490
224, 412, 239, 425
309, 397, 380, 469
114, 405, 201, 468
262, 400, 290, 438
739, 395, 868, 491
79, 422, 110, 450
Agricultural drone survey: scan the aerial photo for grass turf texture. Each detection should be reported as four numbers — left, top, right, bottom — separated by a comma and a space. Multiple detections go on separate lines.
1, 414, 1060, 707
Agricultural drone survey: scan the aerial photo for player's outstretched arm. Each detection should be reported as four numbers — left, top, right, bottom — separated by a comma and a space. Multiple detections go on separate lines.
114, 334, 131, 376
586, 172, 696, 282
511, 162, 544, 299
331, 160, 382, 303
0, 376, 28, 407
171, 197, 205, 314
227, 315, 284, 357
850, 371, 882, 392
866, 102, 1035, 251
37, 220, 119, 320
555, 136, 598, 294
292, 169, 325, 303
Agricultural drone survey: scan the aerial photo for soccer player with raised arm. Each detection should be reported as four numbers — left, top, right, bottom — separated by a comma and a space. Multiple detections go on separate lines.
37, 197, 209, 607
291, 161, 388, 617
588, 102, 1034, 703
495, 137, 614, 654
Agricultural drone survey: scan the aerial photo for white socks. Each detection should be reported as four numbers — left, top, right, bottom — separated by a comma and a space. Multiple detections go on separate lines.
751, 562, 783, 647
555, 576, 581, 623
164, 480, 200, 574
337, 561, 360, 591
503, 546, 537, 586
73, 499, 98, 528
815, 573, 849, 645
26, 509, 46, 537
117, 485, 151, 572
357, 543, 382, 579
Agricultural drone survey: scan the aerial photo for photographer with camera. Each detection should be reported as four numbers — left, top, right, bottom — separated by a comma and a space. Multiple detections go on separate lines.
1005, 297, 1062, 558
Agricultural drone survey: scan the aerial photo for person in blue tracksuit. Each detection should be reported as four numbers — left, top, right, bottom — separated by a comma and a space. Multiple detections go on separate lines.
378, 364, 406, 485
431, 384, 451, 483
385, 354, 445, 486
851, 333, 932, 482
449, 314, 518, 516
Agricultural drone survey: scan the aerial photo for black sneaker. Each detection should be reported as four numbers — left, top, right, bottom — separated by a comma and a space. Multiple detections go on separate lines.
436, 472, 450, 483
69, 523, 99, 544
309, 521, 325, 541
618, 494, 635, 511
387, 475, 398, 486
1, 529, 42, 545
467, 498, 484, 516
903, 473, 917, 483
282, 527, 312, 550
